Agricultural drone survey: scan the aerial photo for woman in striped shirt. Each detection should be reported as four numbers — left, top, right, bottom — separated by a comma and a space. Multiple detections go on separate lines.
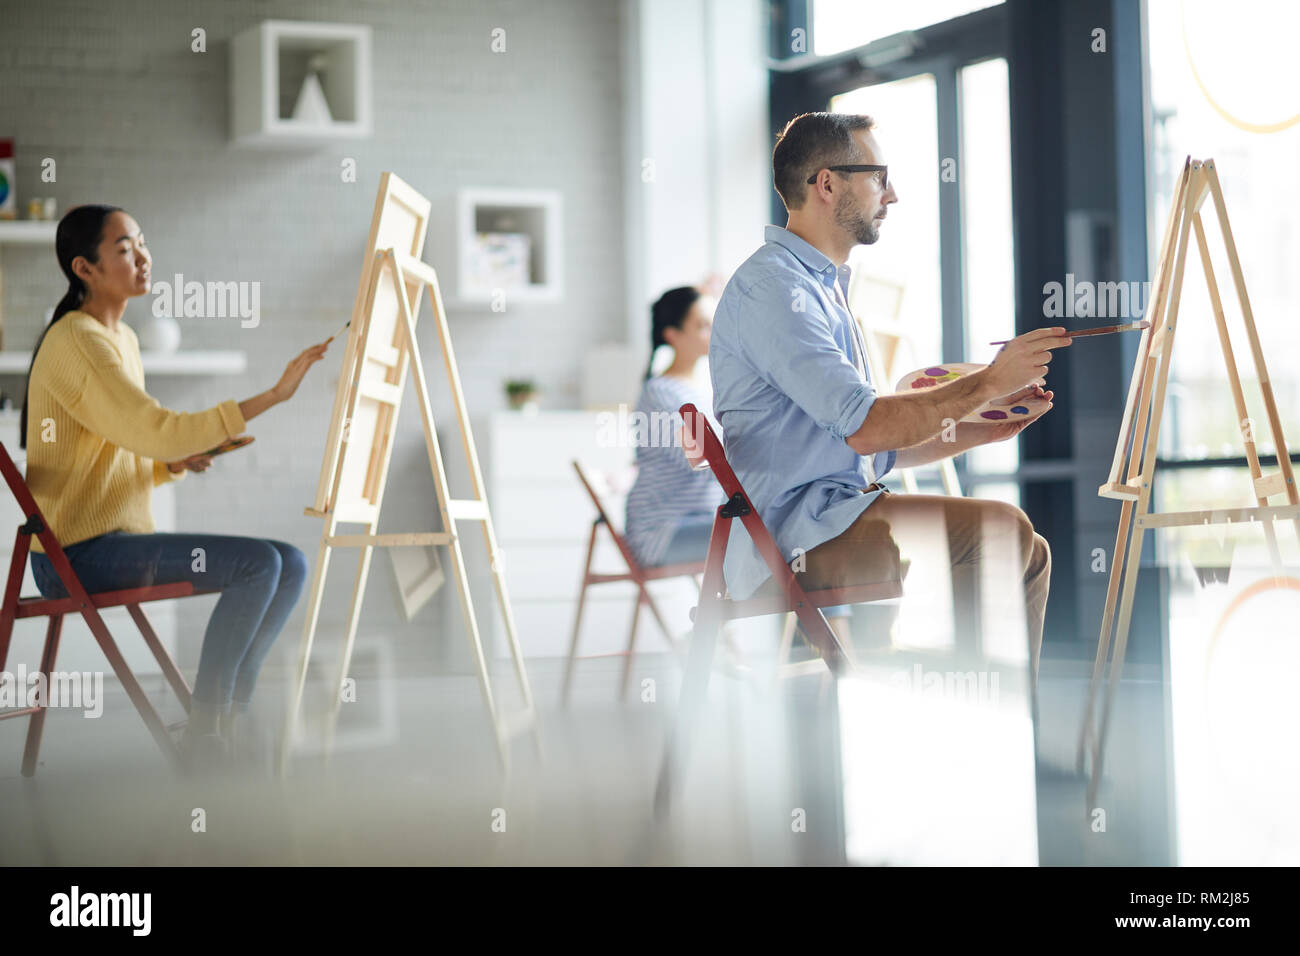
624, 287, 725, 568
625, 285, 853, 650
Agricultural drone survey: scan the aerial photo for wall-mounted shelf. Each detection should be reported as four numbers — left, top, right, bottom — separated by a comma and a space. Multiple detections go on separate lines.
0, 221, 57, 244
230, 20, 372, 147
0, 350, 248, 375
456, 188, 563, 307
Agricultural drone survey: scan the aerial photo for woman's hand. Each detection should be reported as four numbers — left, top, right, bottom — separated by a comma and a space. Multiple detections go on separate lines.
238, 339, 332, 423
167, 454, 214, 474
271, 340, 331, 403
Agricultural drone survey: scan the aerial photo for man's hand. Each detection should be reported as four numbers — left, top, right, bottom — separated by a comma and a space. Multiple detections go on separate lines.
981, 328, 1072, 397
966, 383, 1054, 444
166, 454, 214, 474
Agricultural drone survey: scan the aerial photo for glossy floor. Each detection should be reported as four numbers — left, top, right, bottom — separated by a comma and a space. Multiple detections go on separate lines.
0, 624, 1194, 866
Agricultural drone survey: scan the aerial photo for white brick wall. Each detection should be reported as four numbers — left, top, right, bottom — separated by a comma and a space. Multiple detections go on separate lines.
0, 0, 628, 674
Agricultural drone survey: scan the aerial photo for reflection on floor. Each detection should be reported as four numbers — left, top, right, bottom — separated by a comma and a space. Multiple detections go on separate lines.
1167, 565, 1300, 866
0, 622, 1254, 866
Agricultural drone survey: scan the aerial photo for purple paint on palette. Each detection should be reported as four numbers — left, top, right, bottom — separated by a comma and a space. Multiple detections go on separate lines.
981, 410, 1008, 420
925, 367, 947, 376
1011, 405, 1029, 414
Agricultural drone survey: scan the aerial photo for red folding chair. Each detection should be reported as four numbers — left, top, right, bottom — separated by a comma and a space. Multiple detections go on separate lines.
654, 403, 904, 815
0, 442, 217, 776
564, 460, 707, 702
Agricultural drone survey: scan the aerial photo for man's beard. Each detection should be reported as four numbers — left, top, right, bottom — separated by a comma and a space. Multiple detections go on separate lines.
835, 196, 880, 245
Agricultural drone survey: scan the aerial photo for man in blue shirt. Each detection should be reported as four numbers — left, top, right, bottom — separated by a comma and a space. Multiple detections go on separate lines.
709, 112, 1070, 682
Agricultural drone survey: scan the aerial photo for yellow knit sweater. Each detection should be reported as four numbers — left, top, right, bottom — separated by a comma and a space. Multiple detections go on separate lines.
25, 310, 246, 552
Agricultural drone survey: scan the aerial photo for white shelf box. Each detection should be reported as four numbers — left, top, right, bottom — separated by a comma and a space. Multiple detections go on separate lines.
230, 20, 372, 147
456, 189, 563, 306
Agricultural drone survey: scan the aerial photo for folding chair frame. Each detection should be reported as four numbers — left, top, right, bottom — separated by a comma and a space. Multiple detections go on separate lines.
0, 442, 215, 776
654, 404, 903, 815
563, 460, 705, 702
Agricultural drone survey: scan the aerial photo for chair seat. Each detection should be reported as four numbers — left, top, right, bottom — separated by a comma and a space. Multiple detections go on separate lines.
691, 577, 904, 623
14, 581, 219, 619
641, 559, 707, 581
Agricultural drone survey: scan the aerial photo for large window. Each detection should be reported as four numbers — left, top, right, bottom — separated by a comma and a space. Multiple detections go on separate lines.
1146, 0, 1300, 866
812, 5, 1016, 503
832, 75, 942, 368
958, 56, 1016, 498
813, 0, 1002, 57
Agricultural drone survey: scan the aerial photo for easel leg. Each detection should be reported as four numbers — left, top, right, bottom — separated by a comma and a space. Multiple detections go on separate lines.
1204, 162, 1300, 546
278, 534, 333, 777
323, 531, 376, 761
481, 524, 540, 757
1086, 164, 1200, 809
1078, 499, 1134, 773
444, 533, 508, 771
1191, 212, 1286, 578
1088, 522, 1146, 810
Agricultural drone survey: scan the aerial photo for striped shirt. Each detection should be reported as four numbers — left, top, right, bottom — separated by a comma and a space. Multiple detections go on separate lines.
623, 375, 726, 567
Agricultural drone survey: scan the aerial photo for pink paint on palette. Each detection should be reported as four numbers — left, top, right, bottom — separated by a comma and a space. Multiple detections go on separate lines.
895, 362, 1050, 425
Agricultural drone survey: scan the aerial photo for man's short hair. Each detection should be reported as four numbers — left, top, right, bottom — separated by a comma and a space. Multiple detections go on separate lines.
772, 112, 876, 211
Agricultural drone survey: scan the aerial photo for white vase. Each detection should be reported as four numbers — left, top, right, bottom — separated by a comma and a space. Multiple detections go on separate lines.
137, 315, 181, 353
293, 69, 333, 125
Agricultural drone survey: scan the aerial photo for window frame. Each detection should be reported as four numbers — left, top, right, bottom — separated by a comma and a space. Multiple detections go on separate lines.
768, 2, 1009, 493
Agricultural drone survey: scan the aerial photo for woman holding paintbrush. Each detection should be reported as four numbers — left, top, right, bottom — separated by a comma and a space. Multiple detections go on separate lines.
19, 204, 330, 772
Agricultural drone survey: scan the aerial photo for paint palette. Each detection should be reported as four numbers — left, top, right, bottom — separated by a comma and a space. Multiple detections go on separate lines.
894, 362, 1050, 425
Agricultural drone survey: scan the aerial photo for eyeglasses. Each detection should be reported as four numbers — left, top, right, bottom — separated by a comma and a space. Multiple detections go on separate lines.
806, 164, 889, 189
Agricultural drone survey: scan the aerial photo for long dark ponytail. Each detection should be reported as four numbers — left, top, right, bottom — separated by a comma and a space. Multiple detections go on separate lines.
21, 204, 121, 448
644, 285, 701, 380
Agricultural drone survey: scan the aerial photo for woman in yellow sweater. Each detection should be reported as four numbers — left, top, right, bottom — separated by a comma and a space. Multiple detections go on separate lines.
21, 204, 329, 770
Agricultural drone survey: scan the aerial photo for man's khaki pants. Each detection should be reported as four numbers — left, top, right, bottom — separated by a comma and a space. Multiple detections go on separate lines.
761, 491, 1051, 680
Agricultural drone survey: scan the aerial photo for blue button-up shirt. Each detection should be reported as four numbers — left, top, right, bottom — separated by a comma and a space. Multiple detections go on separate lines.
709, 225, 896, 600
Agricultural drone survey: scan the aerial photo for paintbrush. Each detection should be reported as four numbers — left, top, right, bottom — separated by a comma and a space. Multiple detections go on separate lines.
325, 320, 351, 344
990, 319, 1149, 346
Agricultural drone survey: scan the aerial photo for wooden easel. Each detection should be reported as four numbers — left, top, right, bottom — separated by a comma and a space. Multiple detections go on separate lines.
1077, 158, 1300, 809
279, 173, 538, 773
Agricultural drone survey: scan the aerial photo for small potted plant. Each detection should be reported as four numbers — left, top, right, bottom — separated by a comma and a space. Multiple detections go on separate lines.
504, 378, 538, 412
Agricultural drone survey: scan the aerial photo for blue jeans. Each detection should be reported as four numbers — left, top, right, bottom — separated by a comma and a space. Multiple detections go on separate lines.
656, 518, 849, 619
31, 532, 308, 710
